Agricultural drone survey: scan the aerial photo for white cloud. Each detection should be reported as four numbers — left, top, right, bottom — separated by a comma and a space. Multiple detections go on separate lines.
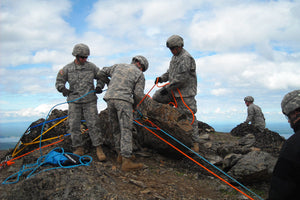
197, 51, 300, 92
1, 0, 300, 127
211, 88, 230, 96
189, 1, 300, 54
0, 0, 75, 67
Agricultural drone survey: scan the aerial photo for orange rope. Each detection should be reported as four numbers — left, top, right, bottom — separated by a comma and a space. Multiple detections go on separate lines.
136, 82, 195, 125
168, 91, 178, 108
136, 85, 156, 108
136, 81, 170, 108
0, 139, 64, 168
176, 88, 195, 125
135, 119, 254, 200
12, 117, 67, 157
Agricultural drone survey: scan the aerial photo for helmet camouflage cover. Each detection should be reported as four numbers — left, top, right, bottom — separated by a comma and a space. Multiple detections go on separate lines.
281, 90, 300, 115
132, 55, 149, 72
166, 35, 184, 48
72, 43, 90, 57
244, 96, 254, 102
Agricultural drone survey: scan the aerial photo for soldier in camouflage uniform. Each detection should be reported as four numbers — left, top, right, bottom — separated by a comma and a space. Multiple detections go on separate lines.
153, 35, 200, 152
244, 96, 265, 132
98, 55, 148, 171
268, 90, 300, 200
55, 43, 106, 161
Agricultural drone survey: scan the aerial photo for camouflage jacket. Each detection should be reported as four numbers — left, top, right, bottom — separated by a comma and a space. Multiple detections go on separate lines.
245, 103, 265, 125
98, 64, 145, 104
160, 48, 197, 97
55, 61, 102, 103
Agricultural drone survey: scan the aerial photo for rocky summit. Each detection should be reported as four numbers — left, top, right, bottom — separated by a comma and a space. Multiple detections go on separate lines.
0, 98, 285, 199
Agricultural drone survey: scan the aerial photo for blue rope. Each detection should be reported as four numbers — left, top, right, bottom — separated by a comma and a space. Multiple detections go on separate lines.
28, 117, 85, 132
2, 90, 105, 185
2, 147, 92, 185
28, 115, 68, 131
39, 90, 107, 156
135, 118, 264, 200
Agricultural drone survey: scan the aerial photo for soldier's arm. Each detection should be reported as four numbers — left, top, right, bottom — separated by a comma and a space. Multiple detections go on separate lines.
245, 106, 255, 123
166, 57, 190, 91
55, 67, 68, 92
160, 70, 169, 82
96, 65, 117, 89
133, 74, 145, 103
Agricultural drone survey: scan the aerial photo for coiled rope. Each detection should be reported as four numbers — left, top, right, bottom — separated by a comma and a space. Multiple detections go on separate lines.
2, 147, 92, 184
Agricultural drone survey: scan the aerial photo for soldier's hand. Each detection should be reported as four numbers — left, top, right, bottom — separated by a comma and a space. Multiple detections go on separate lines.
62, 88, 71, 97
160, 88, 168, 96
154, 77, 162, 84
95, 87, 102, 94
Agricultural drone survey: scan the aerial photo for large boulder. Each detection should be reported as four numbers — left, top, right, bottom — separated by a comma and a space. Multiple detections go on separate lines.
99, 96, 194, 157
227, 151, 277, 183
230, 123, 285, 157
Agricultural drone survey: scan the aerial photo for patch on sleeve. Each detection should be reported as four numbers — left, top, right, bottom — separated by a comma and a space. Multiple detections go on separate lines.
59, 69, 64, 76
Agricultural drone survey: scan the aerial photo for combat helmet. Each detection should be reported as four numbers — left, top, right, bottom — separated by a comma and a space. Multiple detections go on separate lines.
281, 90, 300, 116
72, 43, 90, 57
244, 96, 254, 102
132, 55, 149, 72
166, 35, 184, 48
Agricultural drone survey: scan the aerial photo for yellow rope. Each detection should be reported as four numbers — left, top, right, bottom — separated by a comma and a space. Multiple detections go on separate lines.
12, 117, 68, 157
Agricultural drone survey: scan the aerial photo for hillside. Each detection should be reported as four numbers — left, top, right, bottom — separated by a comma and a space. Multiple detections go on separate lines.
0, 98, 285, 199
0, 129, 281, 200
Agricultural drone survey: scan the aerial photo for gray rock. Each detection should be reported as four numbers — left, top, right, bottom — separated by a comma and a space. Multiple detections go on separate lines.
228, 151, 277, 183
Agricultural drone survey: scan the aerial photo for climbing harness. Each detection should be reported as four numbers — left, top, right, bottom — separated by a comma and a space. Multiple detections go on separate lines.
2, 147, 92, 185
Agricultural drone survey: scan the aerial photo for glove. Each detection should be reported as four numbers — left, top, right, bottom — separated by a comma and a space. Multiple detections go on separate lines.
95, 87, 102, 94
154, 77, 162, 84
160, 88, 168, 96
61, 88, 71, 97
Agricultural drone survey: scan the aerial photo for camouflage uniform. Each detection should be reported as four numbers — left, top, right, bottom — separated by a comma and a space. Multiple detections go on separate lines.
153, 48, 199, 142
98, 63, 145, 158
245, 103, 265, 132
55, 61, 103, 147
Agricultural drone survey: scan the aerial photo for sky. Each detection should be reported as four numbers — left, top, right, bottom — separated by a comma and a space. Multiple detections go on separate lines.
1, 0, 300, 132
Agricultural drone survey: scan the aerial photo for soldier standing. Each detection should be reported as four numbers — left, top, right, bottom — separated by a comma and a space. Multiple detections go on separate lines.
244, 96, 265, 132
55, 43, 106, 161
98, 55, 148, 171
153, 35, 200, 152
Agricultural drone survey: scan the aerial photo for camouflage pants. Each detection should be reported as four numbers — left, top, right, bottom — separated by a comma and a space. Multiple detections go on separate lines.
68, 101, 102, 148
253, 121, 266, 132
153, 89, 200, 143
106, 99, 133, 158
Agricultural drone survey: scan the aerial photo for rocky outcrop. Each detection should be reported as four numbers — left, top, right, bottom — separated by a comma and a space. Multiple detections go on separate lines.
0, 98, 286, 199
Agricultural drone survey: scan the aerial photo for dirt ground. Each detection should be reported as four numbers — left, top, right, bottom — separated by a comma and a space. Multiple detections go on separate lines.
0, 132, 270, 200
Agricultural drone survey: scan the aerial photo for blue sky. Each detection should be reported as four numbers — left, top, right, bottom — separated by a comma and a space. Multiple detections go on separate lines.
1, 0, 300, 130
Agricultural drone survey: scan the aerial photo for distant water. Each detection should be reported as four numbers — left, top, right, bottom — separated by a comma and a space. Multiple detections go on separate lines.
0, 121, 294, 150
0, 121, 32, 150
211, 122, 293, 139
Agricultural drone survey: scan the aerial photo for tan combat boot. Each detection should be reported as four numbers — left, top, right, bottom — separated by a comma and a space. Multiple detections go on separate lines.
96, 146, 106, 161
191, 143, 199, 153
73, 147, 84, 156
121, 157, 143, 172
117, 153, 136, 164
